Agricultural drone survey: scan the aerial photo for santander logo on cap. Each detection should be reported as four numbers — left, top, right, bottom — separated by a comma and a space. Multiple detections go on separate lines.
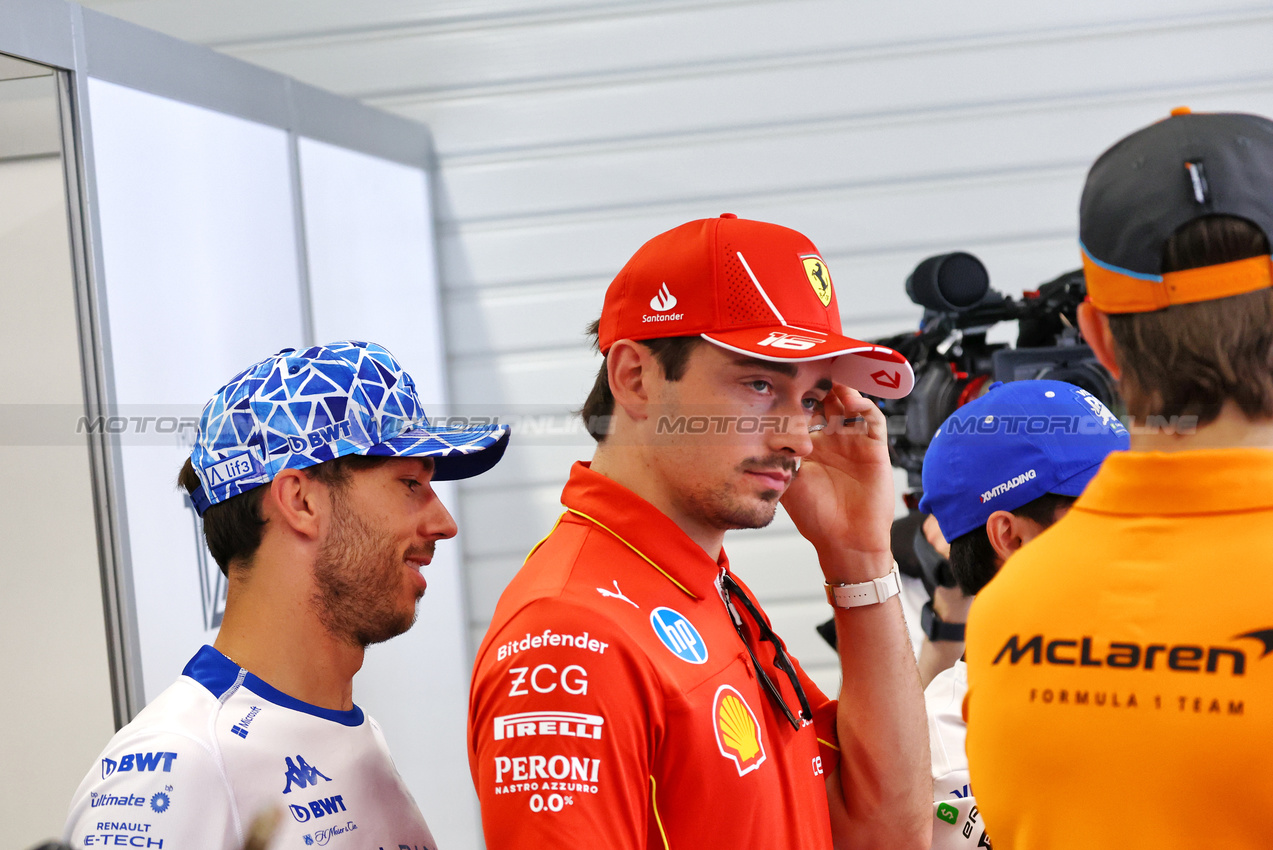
650, 283, 677, 312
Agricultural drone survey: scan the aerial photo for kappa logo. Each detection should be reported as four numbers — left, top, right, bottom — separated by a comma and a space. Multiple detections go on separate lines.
650, 607, 708, 664
282, 755, 332, 794
756, 331, 824, 351
649, 283, 678, 312
801, 255, 833, 307
712, 685, 766, 776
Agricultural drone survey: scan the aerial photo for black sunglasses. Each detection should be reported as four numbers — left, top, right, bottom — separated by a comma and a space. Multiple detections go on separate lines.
718, 572, 813, 731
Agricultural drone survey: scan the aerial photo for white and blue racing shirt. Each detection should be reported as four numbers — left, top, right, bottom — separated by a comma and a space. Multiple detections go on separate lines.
64, 646, 436, 850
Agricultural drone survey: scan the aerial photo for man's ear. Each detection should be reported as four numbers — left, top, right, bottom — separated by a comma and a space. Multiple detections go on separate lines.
1077, 301, 1122, 380
606, 339, 655, 423
264, 468, 324, 541
985, 510, 1027, 565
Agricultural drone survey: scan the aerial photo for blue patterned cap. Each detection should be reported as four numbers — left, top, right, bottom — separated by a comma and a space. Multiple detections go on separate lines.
188, 341, 509, 515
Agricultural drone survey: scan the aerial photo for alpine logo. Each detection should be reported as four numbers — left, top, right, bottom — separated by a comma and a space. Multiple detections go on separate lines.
282, 755, 332, 794
756, 331, 822, 351
649, 283, 678, 312
980, 469, 1036, 503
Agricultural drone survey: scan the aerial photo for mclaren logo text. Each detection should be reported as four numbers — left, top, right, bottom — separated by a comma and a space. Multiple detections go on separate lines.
992, 629, 1273, 675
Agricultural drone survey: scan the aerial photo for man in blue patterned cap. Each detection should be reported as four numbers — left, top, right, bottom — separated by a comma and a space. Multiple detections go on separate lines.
65, 341, 509, 850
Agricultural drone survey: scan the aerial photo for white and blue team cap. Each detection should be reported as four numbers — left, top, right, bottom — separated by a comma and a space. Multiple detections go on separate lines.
188, 341, 509, 515
918, 380, 1128, 541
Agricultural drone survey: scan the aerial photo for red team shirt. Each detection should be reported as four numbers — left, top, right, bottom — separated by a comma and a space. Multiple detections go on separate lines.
468, 462, 841, 848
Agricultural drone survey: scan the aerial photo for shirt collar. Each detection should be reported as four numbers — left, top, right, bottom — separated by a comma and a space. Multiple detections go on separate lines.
560, 461, 726, 600
1076, 447, 1273, 515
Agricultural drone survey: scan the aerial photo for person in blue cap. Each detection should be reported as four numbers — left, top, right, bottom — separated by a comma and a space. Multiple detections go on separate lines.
914, 379, 1128, 850
64, 341, 509, 850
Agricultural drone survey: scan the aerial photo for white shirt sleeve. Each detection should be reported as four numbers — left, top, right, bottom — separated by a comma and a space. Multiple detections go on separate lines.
64, 725, 240, 850
925, 661, 990, 849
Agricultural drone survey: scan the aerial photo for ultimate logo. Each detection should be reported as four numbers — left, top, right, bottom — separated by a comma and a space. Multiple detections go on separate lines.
993, 628, 1273, 675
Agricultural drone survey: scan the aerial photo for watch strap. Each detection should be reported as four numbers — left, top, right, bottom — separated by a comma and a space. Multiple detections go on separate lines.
921, 599, 967, 642
824, 562, 902, 609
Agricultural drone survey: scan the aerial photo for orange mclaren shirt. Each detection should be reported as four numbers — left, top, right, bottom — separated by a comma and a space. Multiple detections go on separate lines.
965, 448, 1273, 848
468, 462, 840, 849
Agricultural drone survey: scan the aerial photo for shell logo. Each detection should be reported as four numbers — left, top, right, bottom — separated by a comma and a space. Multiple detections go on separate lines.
712, 684, 766, 776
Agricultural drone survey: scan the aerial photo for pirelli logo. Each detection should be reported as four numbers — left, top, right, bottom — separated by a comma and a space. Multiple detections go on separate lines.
493, 711, 604, 741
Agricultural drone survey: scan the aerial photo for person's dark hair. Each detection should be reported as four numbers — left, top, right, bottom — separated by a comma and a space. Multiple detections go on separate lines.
579, 318, 700, 441
946, 492, 1076, 596
1107, 214, 1273, 425
177, 454, 390, 575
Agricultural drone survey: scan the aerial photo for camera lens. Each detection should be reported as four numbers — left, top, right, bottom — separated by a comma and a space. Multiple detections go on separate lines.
906, 252, 990, 312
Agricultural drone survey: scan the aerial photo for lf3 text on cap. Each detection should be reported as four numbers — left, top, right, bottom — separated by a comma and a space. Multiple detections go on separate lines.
597, 214, 915, 399
188, 340, 510, 515
1080, 107, 1273, 313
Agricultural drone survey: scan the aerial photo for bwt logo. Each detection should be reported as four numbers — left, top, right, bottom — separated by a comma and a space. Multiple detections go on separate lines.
289, 795, 347, 823
286, 421, 352, 453
101, 752, 178, 779
283, 755, 332, 794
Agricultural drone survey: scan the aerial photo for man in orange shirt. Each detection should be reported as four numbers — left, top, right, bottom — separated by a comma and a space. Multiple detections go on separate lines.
965, 109, 1273, 847
468, 215, 932, 848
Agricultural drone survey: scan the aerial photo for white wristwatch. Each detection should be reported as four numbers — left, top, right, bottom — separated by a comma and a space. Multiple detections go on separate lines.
824, 562, 902, 609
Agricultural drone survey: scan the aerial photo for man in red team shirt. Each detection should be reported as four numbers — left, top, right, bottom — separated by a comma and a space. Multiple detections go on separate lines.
468, 215, 931, 848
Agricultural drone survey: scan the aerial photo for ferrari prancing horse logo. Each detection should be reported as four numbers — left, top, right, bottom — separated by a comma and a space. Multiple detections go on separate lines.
801, 255, 833, 307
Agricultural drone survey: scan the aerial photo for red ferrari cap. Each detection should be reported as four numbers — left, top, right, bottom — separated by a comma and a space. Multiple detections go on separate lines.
598, 215, 914, 398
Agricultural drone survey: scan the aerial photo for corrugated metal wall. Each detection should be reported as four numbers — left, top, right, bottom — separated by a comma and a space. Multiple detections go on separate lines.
81, 0, 1273, 693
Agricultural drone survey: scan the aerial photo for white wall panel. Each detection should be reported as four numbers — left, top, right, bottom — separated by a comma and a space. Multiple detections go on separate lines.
297, 135, 479, 850
0, 154, 117, 848
88, 77, 304, 702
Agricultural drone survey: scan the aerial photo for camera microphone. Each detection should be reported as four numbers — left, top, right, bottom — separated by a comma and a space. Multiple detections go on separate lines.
905, 252, 990, 312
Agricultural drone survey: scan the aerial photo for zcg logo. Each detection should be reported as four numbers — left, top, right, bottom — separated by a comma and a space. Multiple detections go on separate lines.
507, 664, 588, 697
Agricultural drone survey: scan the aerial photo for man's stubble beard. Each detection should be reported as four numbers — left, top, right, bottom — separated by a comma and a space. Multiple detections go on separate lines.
677, 455, 799, 531
312, 496, 424, 648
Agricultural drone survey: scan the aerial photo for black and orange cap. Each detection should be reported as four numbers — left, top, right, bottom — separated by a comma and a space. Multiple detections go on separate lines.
1079, 108, 1273, 313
